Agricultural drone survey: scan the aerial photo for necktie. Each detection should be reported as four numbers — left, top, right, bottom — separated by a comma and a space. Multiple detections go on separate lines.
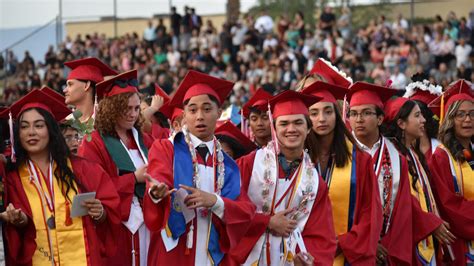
196, 144, 209, 161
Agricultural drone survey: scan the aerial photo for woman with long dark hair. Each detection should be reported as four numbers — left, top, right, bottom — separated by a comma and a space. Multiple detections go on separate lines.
301, 80, 382, 265
383, 97, 455, 265
1, 89, 120, 265
403, 73, 443, 160
79, 69, 154, 266
428, 80, 474, 266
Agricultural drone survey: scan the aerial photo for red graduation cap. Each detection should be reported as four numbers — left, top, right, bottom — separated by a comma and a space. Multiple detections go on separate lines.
96, 70, 139, 98
309, 59, 352, 88
383, 97, 409, 123
169, 70, 234, 108
65, 57, 118, 83
410, 90, 439, 105
7, 89, 71, 121
241, 88, 272, 118
40, 86, 65, 103
347, 82, 398, 109
300, 80, 348, 104
215, 121, 257, 153
428, 79, 474, 119
153, 83, 170, 103
159, 102, 183, 122
268, 90, 321, 119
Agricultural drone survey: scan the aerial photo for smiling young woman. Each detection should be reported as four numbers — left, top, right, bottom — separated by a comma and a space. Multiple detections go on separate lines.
2, 89, 120, 265
428, 80, 474, 266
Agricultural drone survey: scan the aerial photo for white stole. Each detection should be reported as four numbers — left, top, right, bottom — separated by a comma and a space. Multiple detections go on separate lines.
244, 145, 319, 266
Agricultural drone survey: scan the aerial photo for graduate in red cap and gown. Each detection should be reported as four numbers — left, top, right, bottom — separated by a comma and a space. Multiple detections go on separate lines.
403, 73, 443, 160
348, 82, 429, 265
231, 90, 336, 265
143, 70, 255, 266
140, 84, 174, 140
383, 97, 455, 265
428, 79, 474, 265
78, 70, 154, 266
1, 89, 120, 265
215, 121, 257, 159
63, 57, 117, 124
240, 88, 273, 148
301, 81, 382, 266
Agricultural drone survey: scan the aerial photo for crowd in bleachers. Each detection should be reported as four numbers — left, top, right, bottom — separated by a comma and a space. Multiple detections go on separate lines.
1, 6, 474, 106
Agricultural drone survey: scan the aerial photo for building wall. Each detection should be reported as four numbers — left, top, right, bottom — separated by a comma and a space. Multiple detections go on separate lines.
65, 14, 227, 39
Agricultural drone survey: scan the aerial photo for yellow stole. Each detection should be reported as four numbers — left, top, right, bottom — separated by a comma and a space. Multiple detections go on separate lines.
19, 159, 88, 266
408, 151, 436, 264
439, 145, 474, 257
327, 142, 353, 266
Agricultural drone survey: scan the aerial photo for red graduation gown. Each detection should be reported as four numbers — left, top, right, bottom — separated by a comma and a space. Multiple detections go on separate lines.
3, 156, 121, 266
375, 154, 413, 266
78, 130, 154, 265
230, 150, 337, 266
143, 139, 255, 266
151, 123, 171, 140
428, 147, 474, 266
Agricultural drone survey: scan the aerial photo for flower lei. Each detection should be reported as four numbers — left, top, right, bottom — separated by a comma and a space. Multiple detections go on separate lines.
261, 141, 316, 218
403, 79, 442, 98
319, 57, 353, 84
182, 126, 225, 195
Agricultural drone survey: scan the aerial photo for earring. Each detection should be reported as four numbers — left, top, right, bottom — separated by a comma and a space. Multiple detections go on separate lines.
401, 129, 405, 140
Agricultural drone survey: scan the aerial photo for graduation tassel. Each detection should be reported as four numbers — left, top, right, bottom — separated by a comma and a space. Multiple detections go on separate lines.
92, 94, 98, 120
185, 223, 194, 255
267, 101, 279, 154
8, 112, 16, 163
440, 94, 445, 124
65, 200, 73, 226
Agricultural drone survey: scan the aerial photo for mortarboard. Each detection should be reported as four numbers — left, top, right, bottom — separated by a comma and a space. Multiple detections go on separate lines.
309, 58, 353, 88
169, 70, 234, 108
428, 79, 474, 121
347, 82, 398, 109
215, 121, 257, 154
383, 97, 410, 123
241, 88, 272, 118
65, 57, 118, 83
96, 70, 139, 98
267, 90, 321, 119
300, 80, 348, 104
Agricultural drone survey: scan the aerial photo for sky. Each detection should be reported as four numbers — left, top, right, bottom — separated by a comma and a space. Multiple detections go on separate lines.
1, 0, 257, 29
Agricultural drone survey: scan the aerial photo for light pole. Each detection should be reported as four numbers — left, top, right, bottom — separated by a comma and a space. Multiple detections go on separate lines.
114, 0, 118, 38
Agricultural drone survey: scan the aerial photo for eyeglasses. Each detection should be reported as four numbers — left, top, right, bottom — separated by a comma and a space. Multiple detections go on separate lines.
455, 110, 474, 121
64, 135, 82, 143
348, 110, 378, 119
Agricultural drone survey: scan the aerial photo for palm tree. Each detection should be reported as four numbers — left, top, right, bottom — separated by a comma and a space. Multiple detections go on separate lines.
227, 0, 241, 23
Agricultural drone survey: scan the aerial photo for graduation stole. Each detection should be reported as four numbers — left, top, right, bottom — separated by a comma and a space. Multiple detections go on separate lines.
438, 144, 474, 261
407, 149, 437, 265
101, 128, 148, 198
373, 138, 402, 237
167, 132, 240, 265
244, 141, 318, 266
19, 159, 87, 265
326, 141, 357, 266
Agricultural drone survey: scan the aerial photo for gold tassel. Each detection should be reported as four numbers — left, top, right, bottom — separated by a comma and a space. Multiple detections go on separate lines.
440, 94, 445, 124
